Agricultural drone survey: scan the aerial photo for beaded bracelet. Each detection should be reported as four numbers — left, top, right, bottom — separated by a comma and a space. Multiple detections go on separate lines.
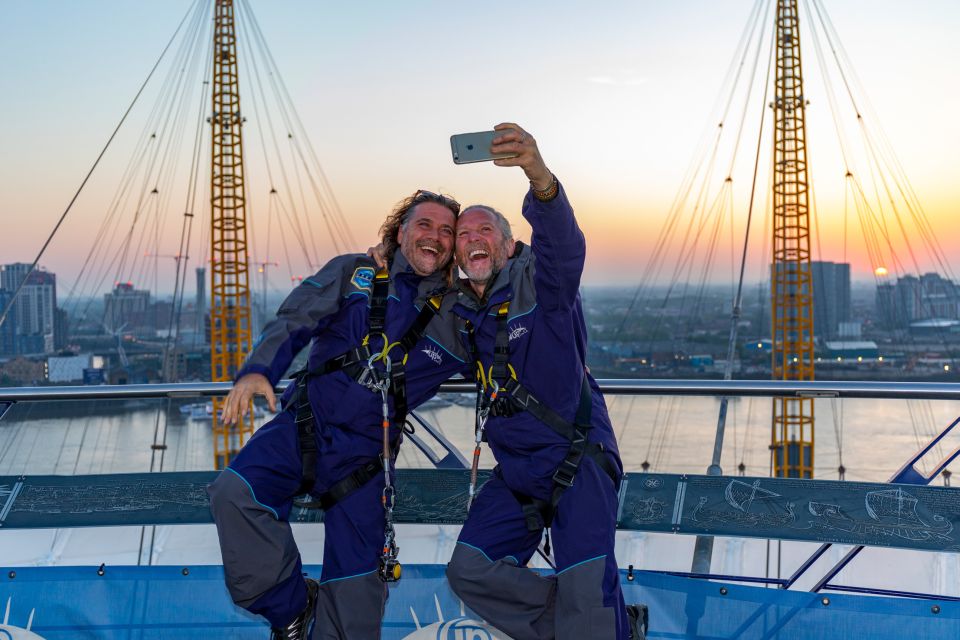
531, 175, 558, 202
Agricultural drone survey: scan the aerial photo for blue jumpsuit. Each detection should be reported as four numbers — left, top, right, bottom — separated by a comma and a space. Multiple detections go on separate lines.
207, 252, 467, 638
446, 183, 629, 639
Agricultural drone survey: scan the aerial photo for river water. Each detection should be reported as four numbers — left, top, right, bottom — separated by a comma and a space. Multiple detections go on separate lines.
3, 393, 958, 483
1, 392, 959, 596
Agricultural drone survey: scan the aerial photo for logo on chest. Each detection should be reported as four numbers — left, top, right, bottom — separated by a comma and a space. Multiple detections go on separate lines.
421, 344, 444, 365
350, 266, 375, 292
508, 323, 529, 342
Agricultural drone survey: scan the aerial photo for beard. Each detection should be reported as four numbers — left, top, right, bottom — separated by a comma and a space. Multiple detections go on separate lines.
457, 240, 509, 287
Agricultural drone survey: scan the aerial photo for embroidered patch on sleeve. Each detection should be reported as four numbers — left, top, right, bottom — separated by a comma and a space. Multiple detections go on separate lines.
350, 266, 375, 292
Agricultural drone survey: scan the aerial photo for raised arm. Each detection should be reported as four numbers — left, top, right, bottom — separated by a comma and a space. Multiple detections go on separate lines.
490, 123, 585, 310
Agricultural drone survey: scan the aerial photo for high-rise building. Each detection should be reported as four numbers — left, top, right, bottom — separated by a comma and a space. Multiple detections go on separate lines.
0, 289, 17, 356
0, 263, 57, 353
876, 273, 960, 329
103, 282, 150, 332
811, 261, 851, 340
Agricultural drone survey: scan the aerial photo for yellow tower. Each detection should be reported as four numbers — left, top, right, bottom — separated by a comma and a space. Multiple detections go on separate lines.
210, 0, 255, 469
771, 0, 815, 478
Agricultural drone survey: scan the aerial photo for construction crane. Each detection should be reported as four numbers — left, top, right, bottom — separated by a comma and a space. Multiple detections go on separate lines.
770, 0, 815, 478
209, 0, 255, 469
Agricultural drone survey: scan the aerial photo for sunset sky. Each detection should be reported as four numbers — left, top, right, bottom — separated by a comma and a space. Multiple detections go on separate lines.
1, 0, 957, 298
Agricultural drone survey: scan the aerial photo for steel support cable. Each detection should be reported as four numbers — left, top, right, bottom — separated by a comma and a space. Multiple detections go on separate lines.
653, 397, 683, 471
235, 5, 325, 266
68, 0, 207, 311
812, 0, 955, 282
849, 177, 907, 276
707, 18, 776, 481
616, 0, 770, 444
273, 195, 299, 284
691, 185, 734, 318
0, 3, 200, 332
640, 7, 770, 354
612, 118, 723, 342
801, 0, 854, 174
124, 6, 209, 289
236, 20, 318, 271
286, 133, 334, 258
161, 50, 211, 381
639, 151, 725, 357
195, 46, 216, 274
642, 396, 665, 467
63, 123, 158, 311
139, 31, 205, 292
63, 1, 201, 314
614, 0, 769, 343
239, 0, 356, 251
167, 23, 214, 361
66, 137, 156, 321
853, 158, 958, 365
116, 2, 209, 286
235, 16, 323, 271
793, 4, 848, 465
271, 189, 317, 269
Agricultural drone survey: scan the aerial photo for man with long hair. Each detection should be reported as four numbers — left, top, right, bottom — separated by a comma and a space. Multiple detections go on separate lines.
209, 190, 467, 639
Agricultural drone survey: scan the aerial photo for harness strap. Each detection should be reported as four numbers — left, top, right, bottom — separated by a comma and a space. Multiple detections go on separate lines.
293, 372, 319, 496
388, 293, 444, 427
490, 302, 511, 386
368, 268, 390, 334
506, 443, 619, 532
294, 456, 382, 510
293, 274, 447, 495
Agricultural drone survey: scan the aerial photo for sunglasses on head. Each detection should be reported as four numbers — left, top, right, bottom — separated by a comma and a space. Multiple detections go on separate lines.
413, 189, 461, 215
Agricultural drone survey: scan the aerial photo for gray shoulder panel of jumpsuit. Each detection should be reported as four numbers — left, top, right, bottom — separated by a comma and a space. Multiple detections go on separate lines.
241, 253, 376, 381
446, 543, 615, 640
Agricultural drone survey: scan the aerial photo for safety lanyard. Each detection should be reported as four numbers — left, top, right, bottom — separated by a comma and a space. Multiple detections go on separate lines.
466, 302, 510, 508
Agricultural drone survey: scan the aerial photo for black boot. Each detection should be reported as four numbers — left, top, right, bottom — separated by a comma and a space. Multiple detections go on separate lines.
626, 603, 649, 640
270, 578, 319, 640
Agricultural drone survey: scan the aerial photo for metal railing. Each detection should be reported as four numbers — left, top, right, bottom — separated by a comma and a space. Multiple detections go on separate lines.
2, 378, 960, 402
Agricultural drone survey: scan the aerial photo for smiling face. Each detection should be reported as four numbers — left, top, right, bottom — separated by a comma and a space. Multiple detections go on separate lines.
455, 207, 516, 296
397, 201, 457, 275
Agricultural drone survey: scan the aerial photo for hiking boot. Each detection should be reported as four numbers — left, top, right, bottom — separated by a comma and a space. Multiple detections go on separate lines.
626, 603, 648, 640
270, 578, 319, 640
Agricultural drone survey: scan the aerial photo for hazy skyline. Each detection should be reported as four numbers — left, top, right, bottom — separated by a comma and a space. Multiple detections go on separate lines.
1, 0, 957, 298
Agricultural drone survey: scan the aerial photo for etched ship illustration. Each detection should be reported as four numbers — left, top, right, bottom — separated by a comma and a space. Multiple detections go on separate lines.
691, 479, 796, 528
866, 488, 922, 524
809, 487, 953, 543
725, 480, 781, 512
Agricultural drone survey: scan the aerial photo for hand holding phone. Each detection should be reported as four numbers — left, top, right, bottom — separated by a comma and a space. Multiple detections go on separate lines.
450, 130, 519, 164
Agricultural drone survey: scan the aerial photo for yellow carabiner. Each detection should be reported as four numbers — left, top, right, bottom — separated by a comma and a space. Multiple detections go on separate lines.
475, 361, 488, 390
364, 332, 390, 362
382, 341, 410, 366
485, 363, 517, 390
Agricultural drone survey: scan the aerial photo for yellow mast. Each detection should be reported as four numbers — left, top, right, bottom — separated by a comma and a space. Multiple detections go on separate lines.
210, 0, 254, 469
771, 0, 815, 478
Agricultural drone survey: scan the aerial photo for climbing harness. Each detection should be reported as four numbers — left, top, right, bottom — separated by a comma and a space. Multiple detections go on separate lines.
465, 301, 619, 549
288, 266, 446, 582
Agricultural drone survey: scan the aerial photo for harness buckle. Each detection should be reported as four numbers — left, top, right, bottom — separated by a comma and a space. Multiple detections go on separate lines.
552, 461, 578, 488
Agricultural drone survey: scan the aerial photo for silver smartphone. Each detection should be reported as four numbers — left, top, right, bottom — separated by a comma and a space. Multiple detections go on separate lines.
450, 130, 518, 164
